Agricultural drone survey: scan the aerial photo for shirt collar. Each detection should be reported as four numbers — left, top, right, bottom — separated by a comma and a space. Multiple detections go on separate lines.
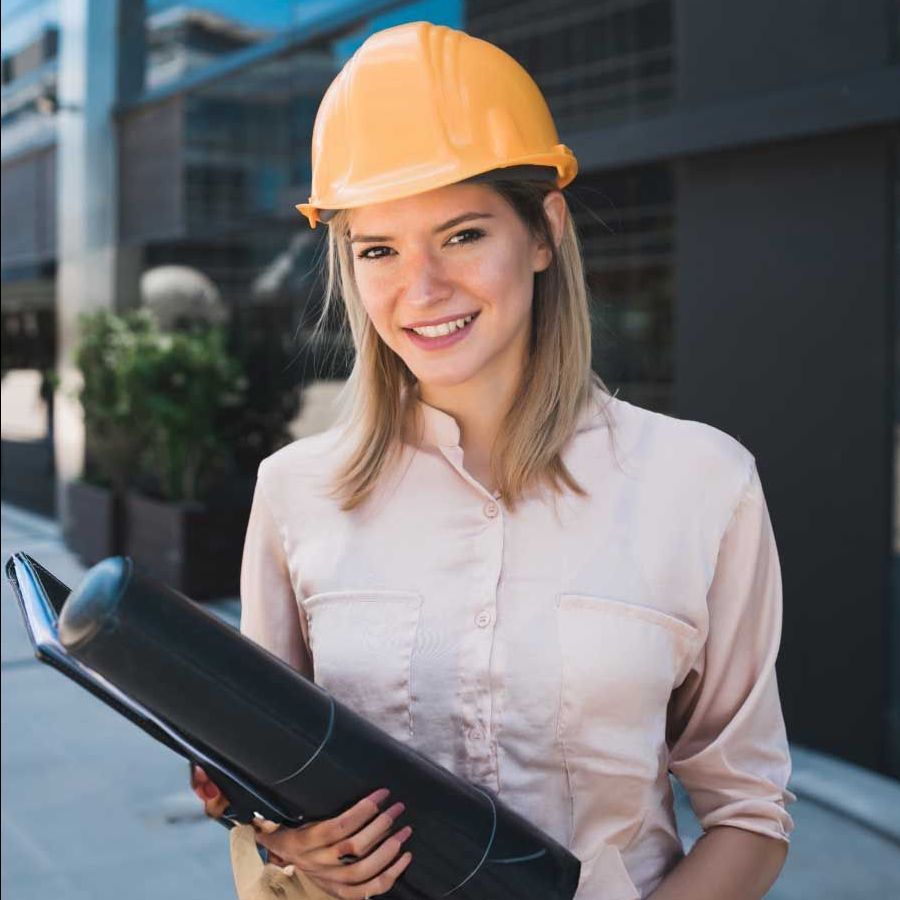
408, 380, 615, 450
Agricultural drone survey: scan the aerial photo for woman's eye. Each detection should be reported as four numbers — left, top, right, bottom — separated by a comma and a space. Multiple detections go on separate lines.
446, 227, 485, 246
355, 228, 485, 261
356, 245, 393, 260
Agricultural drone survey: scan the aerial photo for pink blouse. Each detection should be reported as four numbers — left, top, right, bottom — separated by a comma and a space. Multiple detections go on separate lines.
239, 382, 796, 899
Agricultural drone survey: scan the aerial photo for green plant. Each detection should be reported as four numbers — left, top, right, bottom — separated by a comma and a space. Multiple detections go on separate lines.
121, 324, 248, 503
74, 309, 249, 503
74, 308, 156, 491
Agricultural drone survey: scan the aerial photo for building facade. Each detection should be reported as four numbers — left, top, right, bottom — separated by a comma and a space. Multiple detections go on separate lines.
1, 0, 897, 776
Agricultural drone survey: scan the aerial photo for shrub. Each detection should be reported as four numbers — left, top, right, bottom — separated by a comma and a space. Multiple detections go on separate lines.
74, 310, 248, 502
74, 308, 155, 492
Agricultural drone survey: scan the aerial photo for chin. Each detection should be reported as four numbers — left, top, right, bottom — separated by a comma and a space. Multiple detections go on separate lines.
408, 365, 483, 390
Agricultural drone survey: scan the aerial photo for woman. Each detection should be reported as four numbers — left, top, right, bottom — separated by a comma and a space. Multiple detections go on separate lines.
193, 20, 796, 900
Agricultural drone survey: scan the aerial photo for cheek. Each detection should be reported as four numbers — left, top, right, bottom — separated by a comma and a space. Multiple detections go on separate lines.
361, 295, 395, 338
352, 264, 380, 308
360, 295, 408, 355
467, 249, 534, 313
354, 270, 393, 323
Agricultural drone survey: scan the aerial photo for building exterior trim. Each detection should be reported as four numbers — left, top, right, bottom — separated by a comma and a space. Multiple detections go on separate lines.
112, 0, 407, 118
568, 65, 900, 171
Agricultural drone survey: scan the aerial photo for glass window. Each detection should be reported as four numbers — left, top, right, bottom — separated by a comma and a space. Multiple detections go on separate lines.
468, 0, 674, 129
571, 163, 675, 412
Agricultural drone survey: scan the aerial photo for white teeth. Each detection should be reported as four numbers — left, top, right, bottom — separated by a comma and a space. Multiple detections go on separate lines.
411, 314, 475, 337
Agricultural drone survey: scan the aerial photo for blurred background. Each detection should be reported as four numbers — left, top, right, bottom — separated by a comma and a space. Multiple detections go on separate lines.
1, 1, 898, 897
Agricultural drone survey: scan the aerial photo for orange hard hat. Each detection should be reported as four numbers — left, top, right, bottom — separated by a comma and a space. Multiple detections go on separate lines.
295, 20, 578, 228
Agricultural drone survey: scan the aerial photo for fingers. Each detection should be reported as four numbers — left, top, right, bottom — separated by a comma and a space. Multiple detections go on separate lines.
310, 801, 406, 869
307, 848, 413, 899
323, 824, 413, 885
189, 764, 207, 789
191, 783, 229, 819
313, 789, 394, 851
190, 765, 230, 819
251, 814, 283, 835
251, 789, 414, 898
257, 788, 392, 860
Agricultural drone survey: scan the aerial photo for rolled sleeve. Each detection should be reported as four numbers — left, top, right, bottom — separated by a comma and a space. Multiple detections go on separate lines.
239, 463, 312, 679
667, 459, 797, 843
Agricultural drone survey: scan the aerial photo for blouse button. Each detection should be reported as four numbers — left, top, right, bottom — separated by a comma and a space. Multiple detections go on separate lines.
475, 610, 492, 628
483, 501, 499, 518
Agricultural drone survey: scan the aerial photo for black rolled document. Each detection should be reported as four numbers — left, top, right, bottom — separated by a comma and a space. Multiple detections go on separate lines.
7, 551, 581, 899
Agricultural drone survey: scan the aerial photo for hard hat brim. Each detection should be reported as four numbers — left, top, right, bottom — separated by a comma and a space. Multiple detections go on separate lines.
295, 153, 577, 230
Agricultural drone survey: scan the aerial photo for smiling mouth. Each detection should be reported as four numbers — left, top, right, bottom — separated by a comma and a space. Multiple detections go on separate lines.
403, 311, 480, 337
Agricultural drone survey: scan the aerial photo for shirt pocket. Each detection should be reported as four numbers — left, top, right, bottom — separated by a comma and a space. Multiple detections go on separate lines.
300, 589, 423, 743
556, 593, 701, 848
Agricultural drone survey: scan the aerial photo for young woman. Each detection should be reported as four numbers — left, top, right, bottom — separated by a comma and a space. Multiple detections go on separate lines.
192, 21, 796, 900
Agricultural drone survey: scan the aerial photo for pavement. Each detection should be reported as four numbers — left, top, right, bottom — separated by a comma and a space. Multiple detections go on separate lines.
2, 500, 899, 899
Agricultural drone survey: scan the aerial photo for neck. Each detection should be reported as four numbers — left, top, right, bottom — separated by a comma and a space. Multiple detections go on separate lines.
416, 369, 521, 465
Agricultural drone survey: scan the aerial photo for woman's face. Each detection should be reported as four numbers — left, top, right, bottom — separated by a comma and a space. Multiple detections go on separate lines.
348, 182, 563, 393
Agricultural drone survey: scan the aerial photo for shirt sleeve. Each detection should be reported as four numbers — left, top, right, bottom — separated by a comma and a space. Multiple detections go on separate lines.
239, 466, 313, 680
666, 458, 797, 843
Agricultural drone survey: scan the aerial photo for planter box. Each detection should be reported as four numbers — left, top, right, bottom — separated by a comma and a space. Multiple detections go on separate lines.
123, 490, 251, 601
3, 438, 56, 518
64, 480, 124, 566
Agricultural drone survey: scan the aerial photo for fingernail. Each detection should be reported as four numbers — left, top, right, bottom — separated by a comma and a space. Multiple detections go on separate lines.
386, 801, 406, 820
202, 782, 219, 799
282, 865, 295, 877
396, 826, 412, 843
368, 788, 391, 804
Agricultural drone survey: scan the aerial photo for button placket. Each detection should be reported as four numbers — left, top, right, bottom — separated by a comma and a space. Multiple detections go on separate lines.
436, 441, 504, 787
474, 501, 503, 787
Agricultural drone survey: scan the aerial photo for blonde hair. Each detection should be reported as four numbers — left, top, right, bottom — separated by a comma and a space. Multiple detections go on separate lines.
309, 178, 618, 514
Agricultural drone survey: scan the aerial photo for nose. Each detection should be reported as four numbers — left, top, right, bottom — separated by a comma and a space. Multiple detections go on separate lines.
400, 245, 453, 309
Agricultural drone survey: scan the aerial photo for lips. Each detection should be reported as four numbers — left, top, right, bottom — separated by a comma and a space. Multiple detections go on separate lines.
403, 310, 479, 350
403, 311, 480, 331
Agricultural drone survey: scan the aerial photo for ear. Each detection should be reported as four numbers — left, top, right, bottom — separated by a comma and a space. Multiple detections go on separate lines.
533, 190, 567, 273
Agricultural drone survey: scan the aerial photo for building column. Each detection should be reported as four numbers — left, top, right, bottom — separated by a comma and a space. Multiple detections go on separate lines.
53, 0, 144, 527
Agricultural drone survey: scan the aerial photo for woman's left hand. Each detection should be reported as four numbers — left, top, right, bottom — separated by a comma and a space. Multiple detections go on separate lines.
248, 795, 413, 900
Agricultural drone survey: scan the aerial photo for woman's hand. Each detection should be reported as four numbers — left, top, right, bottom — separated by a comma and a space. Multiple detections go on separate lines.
190, 764, 230, 820
252, 787, 413, 899
190, 766, 413, 897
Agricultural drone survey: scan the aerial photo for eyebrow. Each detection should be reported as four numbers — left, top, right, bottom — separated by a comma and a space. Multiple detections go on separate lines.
349, 212, 494, 244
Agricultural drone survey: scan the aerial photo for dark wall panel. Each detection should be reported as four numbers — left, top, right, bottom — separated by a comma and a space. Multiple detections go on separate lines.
675, 128, 894, 771
676, 0, 893, 104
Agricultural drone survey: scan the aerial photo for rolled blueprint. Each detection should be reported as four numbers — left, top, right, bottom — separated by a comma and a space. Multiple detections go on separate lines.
56, 556, 581, 900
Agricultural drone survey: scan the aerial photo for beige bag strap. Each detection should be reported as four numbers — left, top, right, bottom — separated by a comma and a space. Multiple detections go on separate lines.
229, 823, 337, 900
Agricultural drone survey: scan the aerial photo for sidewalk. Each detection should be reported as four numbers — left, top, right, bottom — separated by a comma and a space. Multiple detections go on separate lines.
2, 501, 899, 899
1, 503, 237, 900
